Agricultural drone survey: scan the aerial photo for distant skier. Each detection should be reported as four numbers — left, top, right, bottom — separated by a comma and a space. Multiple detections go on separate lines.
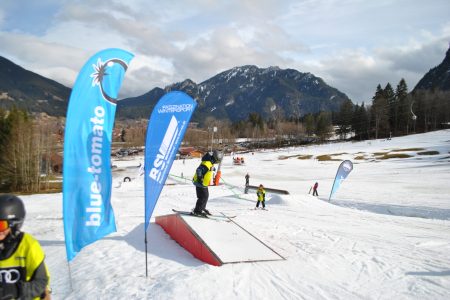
192, 150, 222, 216
245, 173, 250, 194
256, 184, 266, 209
312, 182, 319, 196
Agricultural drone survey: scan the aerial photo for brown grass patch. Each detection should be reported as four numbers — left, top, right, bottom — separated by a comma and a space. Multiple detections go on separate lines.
278, 154, 301, 160
373, 151, 389, 156
297, 155, 313, 160
391, 148, 424, 152
316, 155, 341, 161
378, 153, 412, 159
330, 152, 347, 156
354, 155, 366, 160
417, 151, 439, 155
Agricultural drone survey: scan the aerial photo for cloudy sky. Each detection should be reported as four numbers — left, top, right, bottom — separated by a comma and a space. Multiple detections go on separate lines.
1, 0, 449, 103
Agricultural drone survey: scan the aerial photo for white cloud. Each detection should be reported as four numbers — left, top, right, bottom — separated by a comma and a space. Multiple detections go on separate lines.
120, 55, 175, 98
0, 31, 87, 83
1, 0, 449, 104
0, 9, 4, 28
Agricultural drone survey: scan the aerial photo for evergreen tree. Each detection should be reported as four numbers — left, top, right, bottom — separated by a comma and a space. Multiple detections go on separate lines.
351, 103, 369, 140
304, 114, 315, 137
371, 84, 390, 139
384, 83, 396, 136
337, 100, 354, 139
395, 78, 409, 134
315, 112, 332, 141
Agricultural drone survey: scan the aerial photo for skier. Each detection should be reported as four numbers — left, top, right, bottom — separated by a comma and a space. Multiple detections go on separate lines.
312, 182, 319, 196
255, 184, 266, 209
244, 173, 250, 194
0, 194, 50, 300
192, 150, 222, 216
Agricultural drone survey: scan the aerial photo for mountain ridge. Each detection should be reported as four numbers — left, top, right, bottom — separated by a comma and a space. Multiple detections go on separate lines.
0, 56, 71, 116
413, 47, 450, 92
116, 65, 351, 123
2, 48, 449, 122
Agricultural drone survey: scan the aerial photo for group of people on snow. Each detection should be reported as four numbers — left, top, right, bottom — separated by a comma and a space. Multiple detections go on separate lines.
191, 151, 269, 215
191, 151, 320, 215
232, 156, 245, 165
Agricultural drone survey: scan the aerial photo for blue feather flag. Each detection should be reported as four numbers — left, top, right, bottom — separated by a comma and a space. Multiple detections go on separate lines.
144, 91, 196, 231
63, 48, 133, 261
329, 160, 353, 201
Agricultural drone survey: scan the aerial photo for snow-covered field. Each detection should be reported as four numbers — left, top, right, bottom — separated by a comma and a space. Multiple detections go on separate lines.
20, 129, 450, 299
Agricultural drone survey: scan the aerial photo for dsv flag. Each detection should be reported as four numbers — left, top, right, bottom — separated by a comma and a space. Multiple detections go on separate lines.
63, 48, 134, 261
329, 160, 353, 201
144, 91, 196, 231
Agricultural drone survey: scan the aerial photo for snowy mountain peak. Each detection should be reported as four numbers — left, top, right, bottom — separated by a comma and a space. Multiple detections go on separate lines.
118, 65, 351, 121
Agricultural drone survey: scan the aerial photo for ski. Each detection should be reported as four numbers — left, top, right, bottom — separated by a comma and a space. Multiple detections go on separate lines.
173, 209, 208, 218
172, 209, 236, 220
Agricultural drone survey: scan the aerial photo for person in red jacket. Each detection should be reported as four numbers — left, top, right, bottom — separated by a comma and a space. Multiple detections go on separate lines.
312, 182, 319, 196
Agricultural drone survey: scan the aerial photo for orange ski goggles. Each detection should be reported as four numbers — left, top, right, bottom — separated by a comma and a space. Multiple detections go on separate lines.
0, 220, 10, 232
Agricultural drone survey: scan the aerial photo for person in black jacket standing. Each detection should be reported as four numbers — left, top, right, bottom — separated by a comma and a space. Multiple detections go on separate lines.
192, 150, 221, 216
244, 173, 250, 194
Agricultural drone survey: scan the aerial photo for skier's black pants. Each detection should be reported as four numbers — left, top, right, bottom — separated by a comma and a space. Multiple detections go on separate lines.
194, 186, 209, 213
256, 200, 265, 208
313, 189, 318, 196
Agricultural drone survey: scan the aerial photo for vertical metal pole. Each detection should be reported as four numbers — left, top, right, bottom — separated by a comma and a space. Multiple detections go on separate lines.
211, 130, 214, 152
67, 261, 74, 292
145, 229, 148, 277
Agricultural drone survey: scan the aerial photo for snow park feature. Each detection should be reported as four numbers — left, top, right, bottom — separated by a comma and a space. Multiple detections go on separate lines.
156, 211, 284, 266
245, 185, 290, 195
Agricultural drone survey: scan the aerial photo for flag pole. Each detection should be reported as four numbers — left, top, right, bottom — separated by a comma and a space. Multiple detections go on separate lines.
145, 227, 148, 278
67, 261, 74, 293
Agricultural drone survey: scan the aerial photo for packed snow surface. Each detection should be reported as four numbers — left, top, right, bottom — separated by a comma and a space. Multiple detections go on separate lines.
21, 130, 450, 299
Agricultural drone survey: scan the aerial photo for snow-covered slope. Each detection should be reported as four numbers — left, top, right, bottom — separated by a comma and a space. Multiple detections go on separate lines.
20, 129, 450, 299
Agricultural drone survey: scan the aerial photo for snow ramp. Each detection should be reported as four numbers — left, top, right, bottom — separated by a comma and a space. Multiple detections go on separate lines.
155, 213, 284, 266
246, 185, 289, 194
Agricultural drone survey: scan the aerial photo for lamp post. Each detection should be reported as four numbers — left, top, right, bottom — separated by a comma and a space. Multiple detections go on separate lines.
210, 126, 217, 151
